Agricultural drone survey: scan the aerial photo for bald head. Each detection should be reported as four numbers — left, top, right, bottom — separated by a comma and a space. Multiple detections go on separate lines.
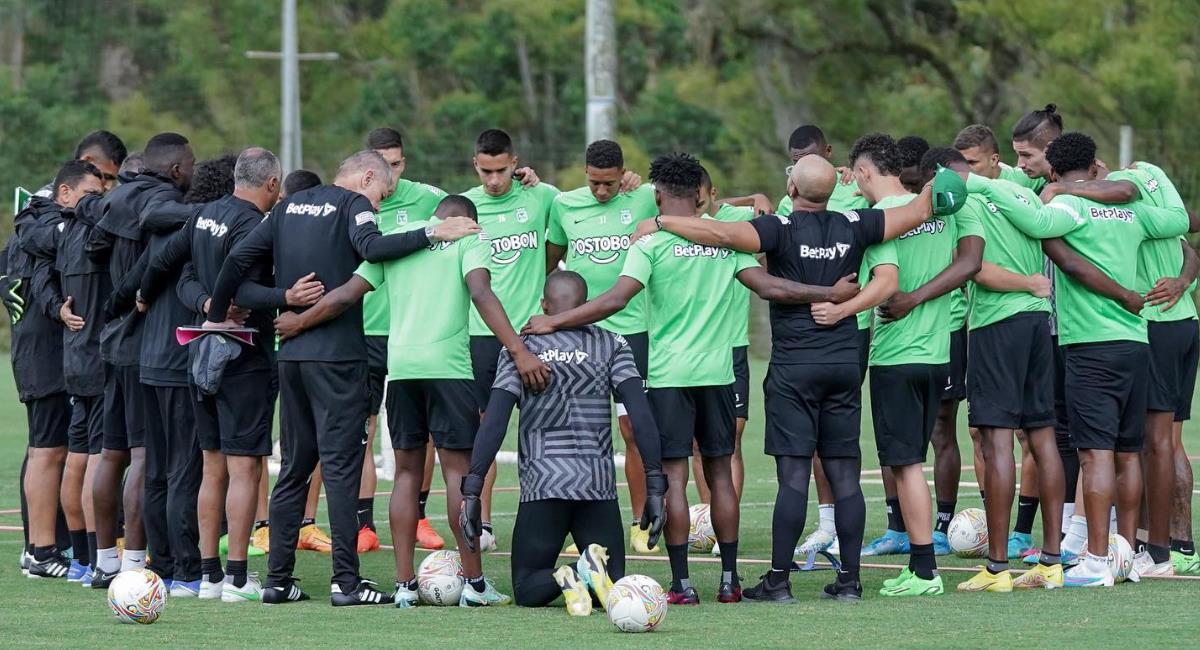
787, 154, 836, 205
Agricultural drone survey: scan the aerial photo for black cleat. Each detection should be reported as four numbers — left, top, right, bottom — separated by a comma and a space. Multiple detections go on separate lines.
331, 578, 392, 607
742, 573, 795, 603
821, 573, 863, 602
27, 552, 70, 579
665, 586, 700, 605
717, 580, 743, 603
90, 567, 121, 589
262, 578, 310, 604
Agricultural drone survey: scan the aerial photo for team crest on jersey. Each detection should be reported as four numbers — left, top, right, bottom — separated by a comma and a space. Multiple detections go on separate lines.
1145, 179, 1159, 193
515, 207, 529, 223
396, 209, 409, 226
620, 209, 633, 225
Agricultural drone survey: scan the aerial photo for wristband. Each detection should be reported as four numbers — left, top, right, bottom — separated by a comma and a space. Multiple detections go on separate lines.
654, 215, 663, 231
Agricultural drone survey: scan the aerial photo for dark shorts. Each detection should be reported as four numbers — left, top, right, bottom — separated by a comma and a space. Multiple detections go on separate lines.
26, 392, 71, 448
856, 328, 872, 384
732, 346, 750, 420
194, 371, 276, 456
1064, 341, 1149, 453
1146, 319, 1199, 421
870, 363, 947, 466
470, 335, 503, 412
944, 326, 968, 401
366, 336, 388, 416
763, 363, 861, 458
648, 384, 735, 459
102, 364, 146, 451
386, 379, 479, 451
67, 395, 104, 454
967, 312, 1056, 429
613, 331, 649, 406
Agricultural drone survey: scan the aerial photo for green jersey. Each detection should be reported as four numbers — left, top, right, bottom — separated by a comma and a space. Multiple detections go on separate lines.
620, 223, 759, 387
856, 242, 899, 330
869, 192, 956, 367
777, 179, 869, 215
946, 195, 988, 331
463, 182, 560, 335
965, 174, 1189, 345
354, 218, 490, 379
1110, 164, 1197, 322
999, 163, 1047, 194
362, 179, 447, 335
712, 204, 757, 346
547, 185, 657, 335
967, 178, 1050, 330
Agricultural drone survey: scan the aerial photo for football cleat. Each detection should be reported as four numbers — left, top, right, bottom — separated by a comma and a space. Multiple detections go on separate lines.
66, 560, 90, 583
576, 544, 614, 608
1130, 550, 1174, 580
1013, 563, 1063, 589
27, 553, 70, 579
1007, 532, 1034, 559
862, 530, 910, 556
666, 586, 700, 605
297, 523, 333, 553
821, 572, 863, 602
357, 526, 381, 554
251, 526, 271, 555
458, 578, 511, 607
331, 578, 392, 607
553, 565, 592, 617
222, 574, 264, 603
742, 573, 794, 603
170, 579, 201, 598
882, 566, 913, 589
199, 576, 224, 600
956, 568, 1013, 593
716, 579, 742, 603
879, 571, 943, 597
262, 578, 310, 604
1171, 550, 1200, 575
90, 567, 120, 589
80, 567, 93, 588
416, 519, 445, 551
393, 580, 419, 609
564, 543, 579, 554
19, 549, 31, 576
1064, 557, 1114, 588
478, 528, 498, 553
798, 529, 836, 556
932, 531, 952, 556
222, 533, 266, 558
629, 524, 658, 554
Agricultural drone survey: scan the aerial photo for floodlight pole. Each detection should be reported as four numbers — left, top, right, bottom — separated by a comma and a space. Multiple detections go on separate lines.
585, 0, 617, 144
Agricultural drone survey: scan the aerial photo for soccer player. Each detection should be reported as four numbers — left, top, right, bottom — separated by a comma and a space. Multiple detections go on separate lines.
11, 160, 105, 578
525, 152, 865, 605
1009, 104, 1064, 192
896, 135, 931, 194
29, 131, 127, 197
966, 132, 1190, 587
205, 150, 479, 606
545, 139, 659, 553
462, 270, 665, 614
464, 128, 560, 552
272, 194, 547, 607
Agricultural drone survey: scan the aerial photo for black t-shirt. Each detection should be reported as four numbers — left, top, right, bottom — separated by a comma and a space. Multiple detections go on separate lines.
750, 208, 886, 365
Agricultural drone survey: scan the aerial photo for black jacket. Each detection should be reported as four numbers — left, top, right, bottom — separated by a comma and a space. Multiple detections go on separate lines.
9, 196, 66, 401
53, 192, 111, 396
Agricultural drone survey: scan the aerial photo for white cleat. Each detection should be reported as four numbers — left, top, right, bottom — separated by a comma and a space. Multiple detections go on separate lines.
478, 529, 498, 553
222, 574, 264, 602
199, 577, 224, 600
1129, 551, 1174, 581
797, 529, 836, 556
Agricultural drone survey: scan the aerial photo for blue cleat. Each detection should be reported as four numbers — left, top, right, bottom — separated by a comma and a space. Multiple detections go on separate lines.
862, 530, 910, 556
1007, 532, 1034, 559
932, 531, 952, 556
66, 560, 91, 583
169, 579, 201, 598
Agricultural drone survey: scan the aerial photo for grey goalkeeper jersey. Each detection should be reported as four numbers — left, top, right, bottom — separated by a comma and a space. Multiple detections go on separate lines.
493, 325, 640, 502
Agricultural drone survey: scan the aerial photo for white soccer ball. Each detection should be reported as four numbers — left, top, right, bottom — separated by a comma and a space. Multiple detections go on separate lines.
418, 550, 465, 605
1107, 533, 1134, 582
605, 574, 667, 633
948, 508, 989, 558
107, 568, 168, 624
688, 504, 716, 552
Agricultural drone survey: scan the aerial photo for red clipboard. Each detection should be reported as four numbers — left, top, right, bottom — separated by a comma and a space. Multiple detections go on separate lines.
175, 325, 256, 346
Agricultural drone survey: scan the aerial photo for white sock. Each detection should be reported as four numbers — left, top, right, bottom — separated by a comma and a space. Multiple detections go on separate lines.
1061, 503, 1075, 535
97, 547, 121, 573
1063, 515, 1088, 555
818, 504, 836, 535
121, 549, 147, 571
1084, 551, 1108, 573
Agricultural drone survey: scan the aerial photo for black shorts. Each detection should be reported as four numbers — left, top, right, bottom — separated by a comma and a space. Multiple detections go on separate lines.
102, 364, 146, 451
26, 392, 71, 448
470, 335, 503, 411
366, 336, 387, 416
613, 331, 649, 407
648, 385, 735, 459
67, 395, 103, 454
944, 326, 968, 401
386, 379, 479, 451
763, 363, 861, 458
194, 371, 276, 456
1064, 341, 1149, 453
870, 363, 947, 466
732, 346, 750, 420
967, 312, 1056, 430
856, 328, 871, 384
1147, 319, 1199, 421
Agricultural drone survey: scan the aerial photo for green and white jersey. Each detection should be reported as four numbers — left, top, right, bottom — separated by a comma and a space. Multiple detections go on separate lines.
463, 182, 560, 335
966, 174, 1190, 345
869, 192, 956, 367
547, 185, 657, 335
620, 222, 759, 387
855, 241, 899, 330
354, 218, 490, 380
1110, 163, 1197, 322
777, 179, 869, 215
362, 179, 447, 335
967, 178, 1051, 330
712, 204, 757, 347
999, 162, 1047, 194
946, 194, 988, 331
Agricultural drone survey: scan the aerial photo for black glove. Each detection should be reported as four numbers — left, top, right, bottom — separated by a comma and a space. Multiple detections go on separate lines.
640, 470, 667, 550
459, 473, 485, 553
0, 276, 24, 325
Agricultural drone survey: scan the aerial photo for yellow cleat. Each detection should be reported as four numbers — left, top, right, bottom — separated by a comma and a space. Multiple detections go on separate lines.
251, 525, 271, 555
553, 566, 593, 617
1013, 562, 1064, 589
629, 524, 659, 554
956, 568, 1013, 593
297, 523, 333, 553
564, 543, 579, 554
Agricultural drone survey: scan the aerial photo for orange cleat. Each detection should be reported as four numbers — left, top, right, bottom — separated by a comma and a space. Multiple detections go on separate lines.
357, 526, 381, 553
297, 523, 333, 553
416, 518, 445, 550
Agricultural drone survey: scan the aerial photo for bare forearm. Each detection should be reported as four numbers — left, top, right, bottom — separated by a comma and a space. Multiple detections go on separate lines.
1043, 239, 1130, 301
1181, 240, 1200, 284
976, 262, 1036, 293
470, 288, 530, 356
657, 216, 761, 253
908, 244, 982, 305
837, 267, 897, 317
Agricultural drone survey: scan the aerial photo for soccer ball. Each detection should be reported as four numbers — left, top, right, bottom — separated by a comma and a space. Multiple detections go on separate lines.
605, 575, 667, 633
1107, 534, 1134, 582
948, 508, 989, 558
108, 569, 168, 624
688, 504, 716, 552
418, 550, 465, 605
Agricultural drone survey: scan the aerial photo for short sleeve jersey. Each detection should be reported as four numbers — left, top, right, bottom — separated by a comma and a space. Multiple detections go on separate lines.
620, 223, 759, 387
362, 179, 446, 336
777, 179, 870, 215
868, 193, 955, 367
547, 185, 657, 335
999, 163, 1047, 194
968, 179, 1051, 330
464, 182, 559, 335
748, 208, 887, 365
946, 194, 988, 331
354, 218, 489, 379
712, 204, 757, 347
492, 326, 640, 502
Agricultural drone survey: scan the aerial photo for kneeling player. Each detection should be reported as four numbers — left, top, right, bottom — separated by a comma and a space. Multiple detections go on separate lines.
461, 271, 665, 615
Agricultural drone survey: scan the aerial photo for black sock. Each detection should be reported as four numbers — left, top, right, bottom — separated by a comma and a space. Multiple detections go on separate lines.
934, 501, 955, 535
418, 490, 430, 520
909, 543, 936, 580
1014, 496, 1039, 535
1148, 543, 1171, 564
885, 497, 906, 533
719, 539, 738, 581
837, 567, 860, 585
1171, 538, 1196, 554
666, 543, 690, 591
467, 575, 486, 593
25, 543, 34, 556
1040, 552, 1061, 566
226, 559, 247, 588
979, 489, 986, 501
200, 556, 224, 583
398, 576, 418, 590
253, 519, 269, 530
357, 497, 375, 531
33, 545, 56, 562
764, 568, 788, 588
482, 522, 493, 534
986, 557, 1009, 574
300, 517, 315, 527
69, 529, 88, 566
87, 531, 97, 568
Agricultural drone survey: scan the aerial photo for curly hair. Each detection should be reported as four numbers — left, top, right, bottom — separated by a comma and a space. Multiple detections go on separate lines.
897, 135, 930, 169
585, 139, 624, 169
849, 132, 902, 176
1045, 132, 1096, 177
184, 154, 237, 204
648, 152, 703, 199
919, 147, 968, 178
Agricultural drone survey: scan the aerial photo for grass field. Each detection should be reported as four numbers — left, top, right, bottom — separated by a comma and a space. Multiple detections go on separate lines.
1, 355, 1198, 648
